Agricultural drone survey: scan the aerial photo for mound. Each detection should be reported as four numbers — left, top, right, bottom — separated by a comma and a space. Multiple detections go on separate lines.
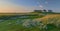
36, 14, 60, 26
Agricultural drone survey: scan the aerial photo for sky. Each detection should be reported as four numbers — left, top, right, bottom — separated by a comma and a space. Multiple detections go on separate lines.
0, 0, 60, 13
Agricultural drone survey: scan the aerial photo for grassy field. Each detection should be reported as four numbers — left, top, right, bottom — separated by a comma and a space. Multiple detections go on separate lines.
0, 13, 60, 31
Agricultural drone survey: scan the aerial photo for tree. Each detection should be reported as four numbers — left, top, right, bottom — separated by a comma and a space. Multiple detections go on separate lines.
43, 9, 47, 12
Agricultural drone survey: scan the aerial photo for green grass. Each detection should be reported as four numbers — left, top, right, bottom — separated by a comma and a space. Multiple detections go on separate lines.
0, 13, 60, 31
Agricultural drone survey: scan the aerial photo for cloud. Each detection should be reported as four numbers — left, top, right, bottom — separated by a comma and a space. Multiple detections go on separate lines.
34, 5, 44, 10
39, 5, 43, 8
45, 1, 48, 4
39, 5, 44, 10
0, 0, 35, 13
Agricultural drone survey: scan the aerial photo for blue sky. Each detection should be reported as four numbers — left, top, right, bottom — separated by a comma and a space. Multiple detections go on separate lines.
0, 0, 60, 13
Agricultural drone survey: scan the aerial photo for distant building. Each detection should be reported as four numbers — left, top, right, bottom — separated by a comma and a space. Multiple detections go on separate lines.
34, 10, 42, 13
34, 9, 53, 13
48, 10, 52, 13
